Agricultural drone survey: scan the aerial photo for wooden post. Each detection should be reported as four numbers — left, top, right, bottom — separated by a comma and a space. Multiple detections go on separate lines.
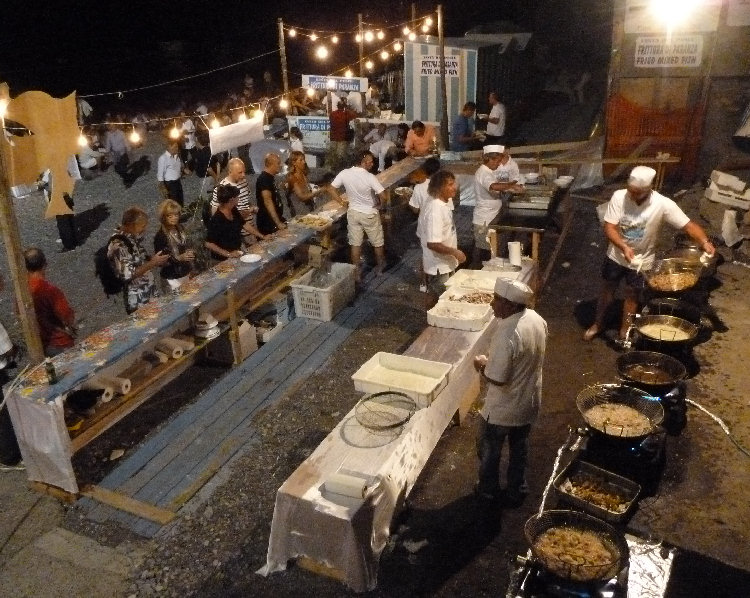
358, 14, 365, 77
0, 82, 45, 363
437, 5, 449, 150
277, 19, 290, 97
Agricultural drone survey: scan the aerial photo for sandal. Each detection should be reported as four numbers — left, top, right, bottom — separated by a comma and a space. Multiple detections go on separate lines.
582, 325, 600, 341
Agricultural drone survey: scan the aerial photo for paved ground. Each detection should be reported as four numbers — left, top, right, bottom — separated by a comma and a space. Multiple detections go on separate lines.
2, 133, 750, 596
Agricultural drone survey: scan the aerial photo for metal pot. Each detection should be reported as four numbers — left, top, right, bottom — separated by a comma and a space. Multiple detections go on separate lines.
576, 383, 664, 440
667, 247, 718, 278
644, 258, 701, 293
642, 297, 701, 325
616, 351, 686, 394
525, 510, 629, 583
632, 314, 699, 349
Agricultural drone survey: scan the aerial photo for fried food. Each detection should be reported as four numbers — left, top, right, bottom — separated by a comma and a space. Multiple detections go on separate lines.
179, 280, 202, 296
134, 304, 161, 320
638, 323, 692, 342
561, 477, 631, 514
647, 271, 698, 292
213, 261, 236, 274
584, 403, 652, 437
448, 291, 493, 304
295, 214, 331, 229
83, 330, 115, 350
533, 527, 617, 582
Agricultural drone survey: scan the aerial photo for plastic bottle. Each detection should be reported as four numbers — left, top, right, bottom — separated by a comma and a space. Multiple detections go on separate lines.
44, 358, 58, 384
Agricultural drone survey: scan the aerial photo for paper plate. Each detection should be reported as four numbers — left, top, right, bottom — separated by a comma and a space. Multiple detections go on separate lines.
240, 253, 262, 263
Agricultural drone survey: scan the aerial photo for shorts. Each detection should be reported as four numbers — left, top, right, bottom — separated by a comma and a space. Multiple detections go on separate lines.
473, 223, 491, 250
347, 209, 384, 247
601, 257, 644, 288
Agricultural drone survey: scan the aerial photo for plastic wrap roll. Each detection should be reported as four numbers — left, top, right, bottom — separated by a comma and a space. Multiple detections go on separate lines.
82, 380, 115, 403
170, 336, 196, 352
152, 350, 170, 363
155, 338, 184, 359
99, 376, 131, 396
324, 473, 369, 499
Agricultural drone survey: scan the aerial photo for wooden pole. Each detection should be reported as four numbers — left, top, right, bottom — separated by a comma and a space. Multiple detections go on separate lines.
437, 5, 449, 149
358, 14, 365, 77
277, 19, 290, 97
0, 82, 45, 363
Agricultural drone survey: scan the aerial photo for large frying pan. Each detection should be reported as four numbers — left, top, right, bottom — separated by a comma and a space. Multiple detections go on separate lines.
616, 351, 686, 395
576, 383, 664, 440
525, 510, 629, 583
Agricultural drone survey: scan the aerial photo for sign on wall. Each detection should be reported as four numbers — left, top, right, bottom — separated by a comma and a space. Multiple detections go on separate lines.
301, 75, 368, 93
286, 115, 330, 152
634, 35, 703, 68
418, 54, 460, 77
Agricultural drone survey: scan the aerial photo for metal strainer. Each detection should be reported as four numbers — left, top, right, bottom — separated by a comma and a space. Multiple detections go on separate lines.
354, 391, 416, 431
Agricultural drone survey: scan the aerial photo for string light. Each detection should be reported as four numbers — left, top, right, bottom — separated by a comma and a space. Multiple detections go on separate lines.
169, 120, 180, 139
376, 30, 385, 40
210, 116, 221, 129
402, 26, 410, 35
408, 32, 417, 41
425, 17, 433, 26
380, 50, 389, 60
364, 30, 374, 42
393, 41, 402, 51
316, 45, 329, 59
288, 28, 297, 37
310, 33, 318, 41
365, 60, 374, 70
355, 33, 362, 42
421, 24, 429, 32
306, 88, 316, 97
331, 35, 339, 44
326, 78, 337, 89
129, 127, 141, 144
77, 130, 88, 147
279, 98, 289, 109
237, 111, 248, 122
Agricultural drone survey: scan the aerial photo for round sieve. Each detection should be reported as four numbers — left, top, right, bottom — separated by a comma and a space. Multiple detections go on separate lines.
354, 391, 416, 431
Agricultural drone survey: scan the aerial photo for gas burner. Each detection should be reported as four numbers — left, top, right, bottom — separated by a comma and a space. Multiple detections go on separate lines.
506, 553, 627, 598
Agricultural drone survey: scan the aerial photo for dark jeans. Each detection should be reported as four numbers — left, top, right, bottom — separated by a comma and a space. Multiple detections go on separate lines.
164, 179, 184, 206
477, 417, 530, 496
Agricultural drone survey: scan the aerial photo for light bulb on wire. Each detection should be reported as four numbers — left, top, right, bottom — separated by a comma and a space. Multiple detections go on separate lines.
365, 60, 374, 70
310, 33, 318, 41
129, 128, 140, 144
306, 87, 316, 97
288, 28, 296, 37
421, 24, 429, 33
344, 69, 353, 78
380, 50, 389, 60
238, 111, 248, 122
355, 33, 362, 42
169, 120, 180, 139
210, 116, 221, 129
331, 35, 339, 44
364, 30, 374, 42
425, 17, 433, 26
279, 98, 289, 110
408, 32, 416, 41
77, 130, 88, 147
376, 30, 385, 40
316, 45, 329, 59
393, 41, 402, 51
402, 26, 410, 35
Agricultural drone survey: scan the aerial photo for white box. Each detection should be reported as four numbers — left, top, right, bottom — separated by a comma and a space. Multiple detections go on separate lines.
427, 301, 493, 331
351, 352, 452, 406
705, 186, 750, 210
445, 269, 521, 290
291, 263, 356, 321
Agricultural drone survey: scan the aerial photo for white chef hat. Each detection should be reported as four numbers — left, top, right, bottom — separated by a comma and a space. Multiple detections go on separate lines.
483, 144, 504, 155
494, 277, 534, 306
629, 165, 656, 188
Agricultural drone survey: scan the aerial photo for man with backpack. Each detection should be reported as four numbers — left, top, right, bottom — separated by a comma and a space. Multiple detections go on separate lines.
103, 207, 169, 313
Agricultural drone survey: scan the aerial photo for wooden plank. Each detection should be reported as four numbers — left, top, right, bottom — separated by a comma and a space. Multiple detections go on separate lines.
297, 556, 347, 584
80, 484, 176, 525
29, 481, 77, 504
607, 137, 653, 181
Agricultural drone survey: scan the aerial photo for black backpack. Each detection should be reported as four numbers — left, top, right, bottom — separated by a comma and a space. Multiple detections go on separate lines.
94, 234, 133, 296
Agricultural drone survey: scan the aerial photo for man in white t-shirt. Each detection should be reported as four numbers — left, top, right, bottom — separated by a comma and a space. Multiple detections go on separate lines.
584, 165, 716, 343
420, 170, 466, 296
331, 150, 388, 281
472, 145, 524, 264
482, 91, 506, 144
473, 277, 546, 505
180, 114, 196, 170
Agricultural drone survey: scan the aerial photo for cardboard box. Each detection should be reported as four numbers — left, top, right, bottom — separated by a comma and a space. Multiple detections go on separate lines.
204, 322, 257, 364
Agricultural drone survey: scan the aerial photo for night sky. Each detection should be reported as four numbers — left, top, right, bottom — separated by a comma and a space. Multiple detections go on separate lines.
0, 0, 609, 111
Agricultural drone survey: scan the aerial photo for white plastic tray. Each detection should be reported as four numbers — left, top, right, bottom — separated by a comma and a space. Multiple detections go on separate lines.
445, 269, 523, 290
427, 301, 492, 331
351, 352, 452, 406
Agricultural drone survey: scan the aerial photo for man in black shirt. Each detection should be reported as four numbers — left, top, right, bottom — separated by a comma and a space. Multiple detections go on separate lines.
256, 153, 286, 235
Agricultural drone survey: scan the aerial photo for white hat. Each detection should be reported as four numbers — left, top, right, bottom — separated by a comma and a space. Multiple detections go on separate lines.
629, 165, 656, 188
494, 278, 534, 306
483, 144, 504, 155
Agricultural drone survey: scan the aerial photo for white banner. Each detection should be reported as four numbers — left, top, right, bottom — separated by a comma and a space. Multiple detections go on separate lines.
418, 54, 459, 77
634, 35, 703, 68
208, 116, 264, 154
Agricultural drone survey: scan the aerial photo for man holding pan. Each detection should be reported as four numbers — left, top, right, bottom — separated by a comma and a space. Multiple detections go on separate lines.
473, 278, 547, 507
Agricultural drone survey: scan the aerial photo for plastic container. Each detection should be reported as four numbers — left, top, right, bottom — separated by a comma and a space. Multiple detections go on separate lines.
445, 269, 522, 289
291, 263, 356, 321
427, 301, 492, 331
351, 352, 452, 406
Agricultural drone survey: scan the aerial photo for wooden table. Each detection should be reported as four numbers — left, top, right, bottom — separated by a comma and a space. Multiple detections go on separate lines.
261, 260, 536, 592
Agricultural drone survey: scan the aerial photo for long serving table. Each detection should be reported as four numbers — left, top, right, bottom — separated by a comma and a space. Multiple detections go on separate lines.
6, 157, 424, 499
261, 260, 536, 592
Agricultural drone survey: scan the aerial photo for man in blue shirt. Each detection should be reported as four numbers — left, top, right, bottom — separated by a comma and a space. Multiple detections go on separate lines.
451, 102, 477, 152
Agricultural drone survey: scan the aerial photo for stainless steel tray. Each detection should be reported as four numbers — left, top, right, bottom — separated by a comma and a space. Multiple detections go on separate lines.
553, 459, 641, 523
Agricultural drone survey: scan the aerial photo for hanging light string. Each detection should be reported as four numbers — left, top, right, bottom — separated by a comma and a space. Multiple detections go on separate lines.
79, 48, 280, 99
